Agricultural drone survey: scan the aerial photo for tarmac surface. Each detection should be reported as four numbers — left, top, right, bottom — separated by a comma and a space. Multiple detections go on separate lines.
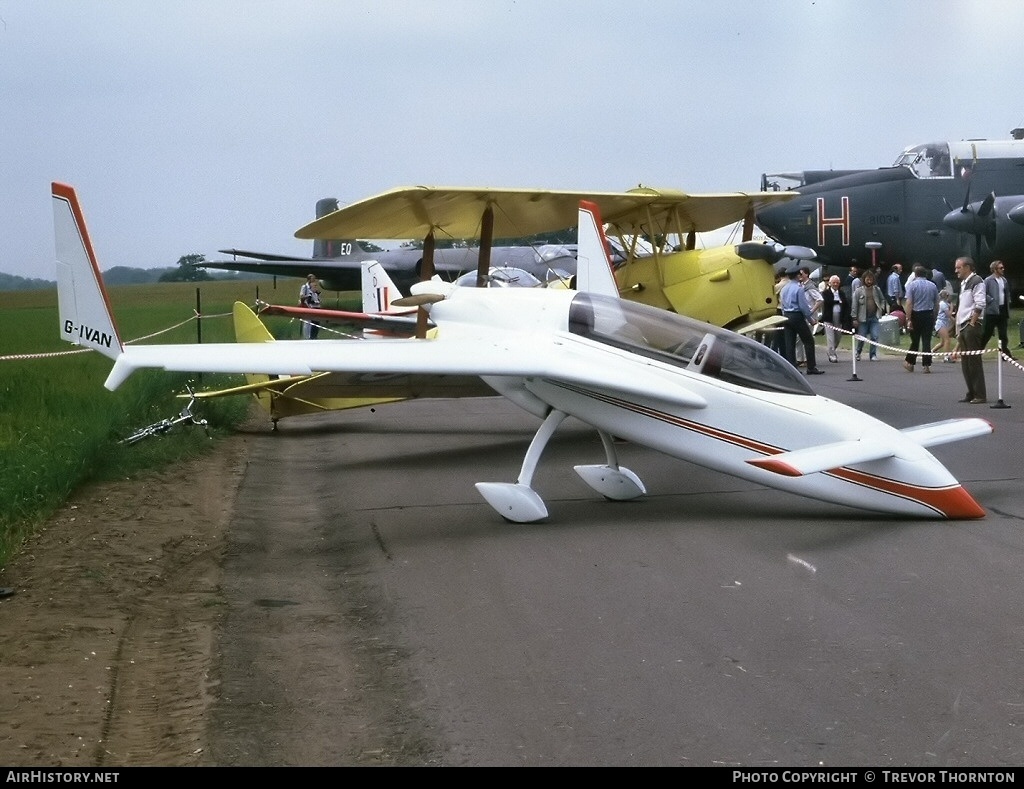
203, 338, 1024, 767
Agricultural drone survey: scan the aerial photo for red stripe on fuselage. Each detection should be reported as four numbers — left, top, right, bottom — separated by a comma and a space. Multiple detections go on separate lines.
548, 381, 984, 519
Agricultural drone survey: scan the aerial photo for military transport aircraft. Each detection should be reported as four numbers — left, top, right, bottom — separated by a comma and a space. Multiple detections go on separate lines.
288, 184, 808, 330
53, 181, 993, 522
756, 129, 1024, 293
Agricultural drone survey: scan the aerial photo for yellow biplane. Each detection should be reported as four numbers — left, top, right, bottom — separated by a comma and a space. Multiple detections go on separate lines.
195, 185, 803, 425
294, 184, 801, 329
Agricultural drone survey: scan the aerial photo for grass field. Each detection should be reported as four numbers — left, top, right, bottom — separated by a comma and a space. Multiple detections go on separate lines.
0, 277, 297, 567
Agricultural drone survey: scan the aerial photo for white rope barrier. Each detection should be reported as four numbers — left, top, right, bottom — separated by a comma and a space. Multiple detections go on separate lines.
0, 309, 234, 363
820, 322, 1019, 363
819, 322, 1020, 404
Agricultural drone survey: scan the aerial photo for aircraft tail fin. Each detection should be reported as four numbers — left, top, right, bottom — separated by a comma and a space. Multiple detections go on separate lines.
52, 182, 124, 362
312, 197, 342, 259
231, 301, 282, 418
574, 200, 620, 297
361, 260, 403, 313
232, 300, 276, 345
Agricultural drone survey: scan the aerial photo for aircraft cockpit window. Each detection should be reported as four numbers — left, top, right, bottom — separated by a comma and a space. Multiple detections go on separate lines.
927, 144, 951, 177
453, 267, 544, 288
568, 294, 814, 396
489, 267, 543, 288
894, 143, 951, 179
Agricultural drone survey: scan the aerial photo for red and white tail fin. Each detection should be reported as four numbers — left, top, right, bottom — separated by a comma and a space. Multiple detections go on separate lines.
574, 200, 620, 298
52, 182, 124, 361
361, 260, 404, 314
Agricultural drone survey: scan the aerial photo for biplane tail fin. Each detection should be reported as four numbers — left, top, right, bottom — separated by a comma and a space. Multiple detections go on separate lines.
574, 200, 620, 298
231, 301, 281, 417
52, 182, 125, 362
233, 300, 276, 345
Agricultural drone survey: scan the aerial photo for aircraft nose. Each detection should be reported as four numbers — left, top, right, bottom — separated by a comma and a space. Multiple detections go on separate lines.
755, 203, 786, 235
924, 485, 986, 520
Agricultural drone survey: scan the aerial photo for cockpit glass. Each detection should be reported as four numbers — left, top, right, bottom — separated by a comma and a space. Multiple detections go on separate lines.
454, 267, 544, 288
568, 293, 814, 396
893, 142, 951, 178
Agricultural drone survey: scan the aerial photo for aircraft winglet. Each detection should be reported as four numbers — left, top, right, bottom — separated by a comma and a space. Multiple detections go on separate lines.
52, 182, 124, 361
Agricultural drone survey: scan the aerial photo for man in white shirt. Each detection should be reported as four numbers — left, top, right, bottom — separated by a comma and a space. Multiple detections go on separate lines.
953, 257, 987, 403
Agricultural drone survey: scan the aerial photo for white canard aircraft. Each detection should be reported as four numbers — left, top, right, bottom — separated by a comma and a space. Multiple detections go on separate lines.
53, 182, 992, 522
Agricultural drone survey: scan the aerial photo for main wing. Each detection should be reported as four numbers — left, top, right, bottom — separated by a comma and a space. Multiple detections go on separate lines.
191, 301, 477, 423
105, 323, 706, 411
293, 185, 795, 242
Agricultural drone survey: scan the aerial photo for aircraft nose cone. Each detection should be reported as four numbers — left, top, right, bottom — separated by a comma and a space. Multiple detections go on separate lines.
754, 204, 784, 235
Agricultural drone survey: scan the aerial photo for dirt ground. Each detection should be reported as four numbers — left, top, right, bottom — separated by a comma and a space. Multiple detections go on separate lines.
0, 431, 251, 767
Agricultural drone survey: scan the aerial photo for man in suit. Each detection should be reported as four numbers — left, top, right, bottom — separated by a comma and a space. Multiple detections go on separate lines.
981, 260, 1016, 360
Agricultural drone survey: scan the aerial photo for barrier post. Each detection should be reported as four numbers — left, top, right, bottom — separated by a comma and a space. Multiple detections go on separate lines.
846, 325, 862, 382
992, 350, 1011, 409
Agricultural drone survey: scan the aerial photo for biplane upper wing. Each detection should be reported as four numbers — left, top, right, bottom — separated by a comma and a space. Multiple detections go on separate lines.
293, 185, 795, 242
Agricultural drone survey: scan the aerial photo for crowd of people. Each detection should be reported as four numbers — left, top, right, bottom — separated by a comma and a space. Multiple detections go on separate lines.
765, 255, 1017, 405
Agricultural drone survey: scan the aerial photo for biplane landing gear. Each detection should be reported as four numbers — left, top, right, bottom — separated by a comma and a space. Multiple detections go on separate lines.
475, 410, 646, 523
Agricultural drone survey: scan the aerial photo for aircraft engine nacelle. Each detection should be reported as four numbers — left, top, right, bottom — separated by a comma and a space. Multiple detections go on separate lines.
943, 194, 1024, 264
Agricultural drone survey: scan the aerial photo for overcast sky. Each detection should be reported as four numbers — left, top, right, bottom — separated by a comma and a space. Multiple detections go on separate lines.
3, 0, 1024, 280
